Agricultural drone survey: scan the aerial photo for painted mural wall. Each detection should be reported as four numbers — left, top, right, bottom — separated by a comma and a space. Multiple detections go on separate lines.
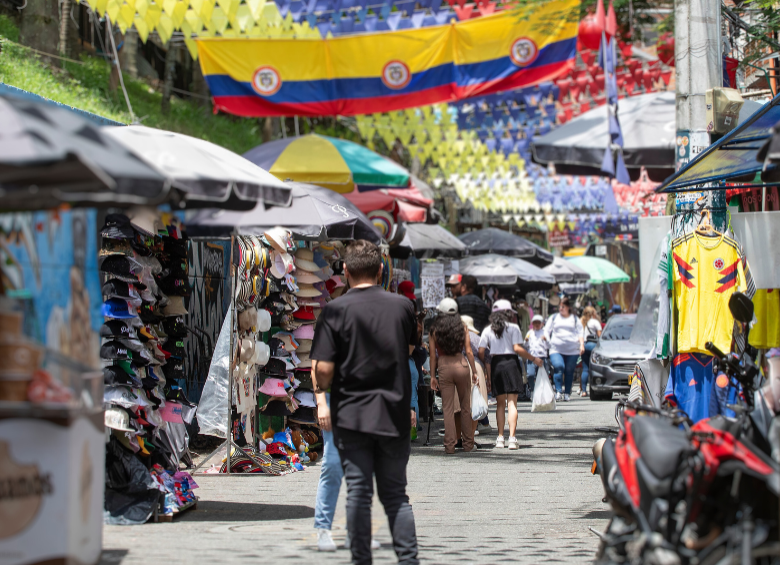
0, 210, 102, 369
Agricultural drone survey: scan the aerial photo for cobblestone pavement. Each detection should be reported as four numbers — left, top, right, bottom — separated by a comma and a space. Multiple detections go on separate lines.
102, 394, 618, 564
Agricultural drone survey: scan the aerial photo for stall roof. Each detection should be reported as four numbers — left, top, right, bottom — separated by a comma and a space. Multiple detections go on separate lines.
657, 93, 779, 193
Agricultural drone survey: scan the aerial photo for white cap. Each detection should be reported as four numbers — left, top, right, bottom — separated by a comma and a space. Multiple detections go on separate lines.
492, 299, 513, 312
532, 314, 544, 323
437, 298, 458, 315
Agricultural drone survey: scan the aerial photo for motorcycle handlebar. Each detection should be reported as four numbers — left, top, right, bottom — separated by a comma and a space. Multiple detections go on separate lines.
704, 341, 727, 360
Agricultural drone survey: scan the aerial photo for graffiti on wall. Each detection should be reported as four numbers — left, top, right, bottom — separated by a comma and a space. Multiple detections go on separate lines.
0, 210, 101, 368
185, 239, 231, 403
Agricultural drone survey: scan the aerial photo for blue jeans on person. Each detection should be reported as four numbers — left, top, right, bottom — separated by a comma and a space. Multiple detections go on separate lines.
314, 394, 343, 530
581, 341, 597, 394
550, 353, 579, 395
526, 357, 550, 392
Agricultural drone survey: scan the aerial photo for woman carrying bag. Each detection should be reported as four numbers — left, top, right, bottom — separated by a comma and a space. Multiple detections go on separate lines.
579, 306, 602, 397
478, 300, 543, 450
429, 298, 479, 454
544, 297, 584, 402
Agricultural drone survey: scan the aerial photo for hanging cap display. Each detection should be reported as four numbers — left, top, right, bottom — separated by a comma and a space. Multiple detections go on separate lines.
102, 298, 137, 320
294, 248, 320, 272
162, 296, 188, 317
100, 319, 138, 339
105, 406, 138, 432
100, 214, 135, 240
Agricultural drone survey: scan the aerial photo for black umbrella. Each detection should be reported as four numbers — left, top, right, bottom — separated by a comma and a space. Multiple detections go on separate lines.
459, 254, 555, 290
0, 95, 169, 209
458, 228, 553, 267
401, 223, 466, 258
187, 182, 382, 243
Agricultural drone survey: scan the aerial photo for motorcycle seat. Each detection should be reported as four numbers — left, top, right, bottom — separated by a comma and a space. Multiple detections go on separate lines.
631, 416, 691, 479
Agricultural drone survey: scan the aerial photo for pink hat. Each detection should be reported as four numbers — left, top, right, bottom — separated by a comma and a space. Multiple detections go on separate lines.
259, 378, 289, 397
293, 324, 315, 340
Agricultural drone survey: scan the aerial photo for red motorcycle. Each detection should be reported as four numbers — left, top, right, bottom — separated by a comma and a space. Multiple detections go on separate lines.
592, 293, 780, 565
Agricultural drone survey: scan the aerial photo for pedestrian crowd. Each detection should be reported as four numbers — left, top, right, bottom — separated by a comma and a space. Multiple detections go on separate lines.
303, 239, 607, 565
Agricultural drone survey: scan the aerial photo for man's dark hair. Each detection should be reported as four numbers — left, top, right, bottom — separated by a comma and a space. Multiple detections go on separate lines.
461, 275, 478, 293
344, 240, 381, 281
432, 313, 465, 356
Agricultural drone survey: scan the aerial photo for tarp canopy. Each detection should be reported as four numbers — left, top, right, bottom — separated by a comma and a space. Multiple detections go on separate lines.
566, 256, 629, 285
531, 92, 764, 182
657, 93, 779, 193
459, 253, 555, 289
458, 228, 553, 266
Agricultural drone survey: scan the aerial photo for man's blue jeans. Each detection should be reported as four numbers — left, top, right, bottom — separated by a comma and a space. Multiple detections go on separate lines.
581, 341, 597, 393
314, 394, 343, 530
550, 353, 579, 395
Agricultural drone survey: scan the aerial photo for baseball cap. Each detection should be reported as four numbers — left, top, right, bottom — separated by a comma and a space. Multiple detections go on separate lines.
436, 298, 458, 315
259, 358, 287, 377
100, 214, 135, 240
100, 256, 141, 283
104, 365, 142, 387
102, 298, 137, 320
288, 406, 317, 425
98, 238, 134, 258
260, 399, 293, 417
100, 320, 138, 340
102, 279, 142, 305
398, 280, 416, 301
446, 274, 462, 286
532, 314, 544, 323
104, 406, 137, 432
492, 299, 513, 312
162, 296, 188, 316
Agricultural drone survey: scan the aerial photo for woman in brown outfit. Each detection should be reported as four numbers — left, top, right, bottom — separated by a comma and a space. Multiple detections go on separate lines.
429, 298, 478, 454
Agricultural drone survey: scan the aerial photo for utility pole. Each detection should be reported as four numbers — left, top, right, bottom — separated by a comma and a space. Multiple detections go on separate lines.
673, 0, 723, 210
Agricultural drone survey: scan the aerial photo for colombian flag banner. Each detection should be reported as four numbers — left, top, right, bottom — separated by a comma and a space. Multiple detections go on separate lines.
198, 0, 579, 117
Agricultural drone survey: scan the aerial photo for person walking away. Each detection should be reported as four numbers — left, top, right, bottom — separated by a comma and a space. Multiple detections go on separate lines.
544, 297, 584, 402
429, 299, 478, 454
462, 315, 490, 436
523, 315, 549, 394
579, 306, 602, 397
311, 240, 419, 565
478, 300, 542, 450
454, 275, 491, 333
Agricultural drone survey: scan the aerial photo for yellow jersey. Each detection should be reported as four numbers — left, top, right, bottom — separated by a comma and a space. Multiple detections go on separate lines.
671, 232, 748, 355
749, 289, 780, 349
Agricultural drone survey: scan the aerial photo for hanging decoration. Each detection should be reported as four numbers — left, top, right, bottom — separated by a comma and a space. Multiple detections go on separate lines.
197, 0, 579, 116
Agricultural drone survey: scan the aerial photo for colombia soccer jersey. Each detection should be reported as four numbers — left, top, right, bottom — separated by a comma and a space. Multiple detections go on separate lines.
749, 289, 780, 349
670, 232, 749, 355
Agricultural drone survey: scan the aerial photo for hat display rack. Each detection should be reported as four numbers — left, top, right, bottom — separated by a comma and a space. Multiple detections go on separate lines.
99, 207, 201, 520
193, 230, 350, 475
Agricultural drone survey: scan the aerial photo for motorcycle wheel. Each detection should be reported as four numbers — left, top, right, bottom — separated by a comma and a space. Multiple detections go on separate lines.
699, 542, 780, 565
594, 516, 631, 564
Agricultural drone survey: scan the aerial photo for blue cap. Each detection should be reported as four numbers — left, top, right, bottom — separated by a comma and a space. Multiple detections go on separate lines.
102, 298, 137, 319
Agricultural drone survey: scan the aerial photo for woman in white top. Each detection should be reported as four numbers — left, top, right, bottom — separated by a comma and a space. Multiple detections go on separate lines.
478, 300, 542, 450
579, 306, 602, 397
544, 297, 584, 402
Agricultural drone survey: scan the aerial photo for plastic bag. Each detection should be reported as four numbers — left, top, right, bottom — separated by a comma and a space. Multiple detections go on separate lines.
531, 366, 556, 412
196, 313, 232, 438
471, 384, 489, 421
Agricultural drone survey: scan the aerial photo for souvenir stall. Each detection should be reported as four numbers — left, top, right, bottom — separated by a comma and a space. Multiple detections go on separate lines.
189, 184, 386, 475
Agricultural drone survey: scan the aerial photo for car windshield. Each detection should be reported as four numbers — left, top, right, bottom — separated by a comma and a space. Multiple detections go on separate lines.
601, 317, 635, 341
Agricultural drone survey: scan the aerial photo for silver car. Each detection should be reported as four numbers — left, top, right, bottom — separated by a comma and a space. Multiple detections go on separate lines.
589, 314, 652, 401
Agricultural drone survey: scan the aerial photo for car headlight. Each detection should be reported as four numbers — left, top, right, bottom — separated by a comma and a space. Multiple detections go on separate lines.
591, 352, 612, 365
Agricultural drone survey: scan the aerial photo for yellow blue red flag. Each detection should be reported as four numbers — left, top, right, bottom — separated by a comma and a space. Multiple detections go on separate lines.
197, 0, 579, 117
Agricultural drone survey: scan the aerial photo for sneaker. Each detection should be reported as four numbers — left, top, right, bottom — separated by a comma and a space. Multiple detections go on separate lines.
507, 437, 518, 450
344, 533, 380, 550
564, 394, 570, 402
495, 436, 505, 449
437, 429, 445, 436
474, 429, 480, 436
555, 392, 562, 401
317, 529, 337, 552
487, 397, 497, 406
478, 423, 492, 432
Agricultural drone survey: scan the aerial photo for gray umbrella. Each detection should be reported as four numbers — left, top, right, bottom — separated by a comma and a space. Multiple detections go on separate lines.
460, 253, 556, 289
0, 95, 168, 208
402, 223, 465, 258
543, 256, 591, 283
531, 92, 764, 182
187, 182, 382, 243
458, 228, 553, 266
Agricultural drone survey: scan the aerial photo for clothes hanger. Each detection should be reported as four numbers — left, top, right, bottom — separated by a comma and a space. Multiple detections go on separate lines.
694, 209, 721, 237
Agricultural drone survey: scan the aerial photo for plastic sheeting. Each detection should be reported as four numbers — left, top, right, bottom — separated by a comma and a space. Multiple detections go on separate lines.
104, 436, 161, 525
197, 313, 232, 438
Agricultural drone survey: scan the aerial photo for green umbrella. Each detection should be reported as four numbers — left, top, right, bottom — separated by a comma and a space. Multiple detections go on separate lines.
566, 256, 630, 285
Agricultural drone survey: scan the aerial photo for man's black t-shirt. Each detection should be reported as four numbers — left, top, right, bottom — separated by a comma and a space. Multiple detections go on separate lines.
456, 293, 491, 332
311, 285, 417, 438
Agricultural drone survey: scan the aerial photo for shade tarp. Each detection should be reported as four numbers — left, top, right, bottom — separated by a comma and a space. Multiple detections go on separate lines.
459, 253, 556, 289
566, 256, 629, 285
543, 256, 591, 283
186, 182, 381, 243
531, 92, 764, 182
458, 228, 553, 266
403, 223, 465, 257
242, 134, 409, 193
197, 1, 579, 117
657, 93, 778, 193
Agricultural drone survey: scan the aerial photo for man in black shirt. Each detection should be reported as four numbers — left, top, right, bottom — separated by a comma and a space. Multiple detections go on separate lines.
455, 275, 490, 332
311, 240, 419, 565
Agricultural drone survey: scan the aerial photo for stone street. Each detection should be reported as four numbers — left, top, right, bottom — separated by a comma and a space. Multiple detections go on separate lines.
102, 395, 617, 564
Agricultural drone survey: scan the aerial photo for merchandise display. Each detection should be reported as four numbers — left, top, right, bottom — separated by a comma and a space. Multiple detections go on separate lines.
99, 208, 199, 524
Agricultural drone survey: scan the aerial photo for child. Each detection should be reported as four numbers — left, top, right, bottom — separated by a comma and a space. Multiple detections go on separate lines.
524, 315, 549, 393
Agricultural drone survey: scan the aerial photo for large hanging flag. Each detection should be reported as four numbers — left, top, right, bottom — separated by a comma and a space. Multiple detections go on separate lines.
197, 0, 580, 117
